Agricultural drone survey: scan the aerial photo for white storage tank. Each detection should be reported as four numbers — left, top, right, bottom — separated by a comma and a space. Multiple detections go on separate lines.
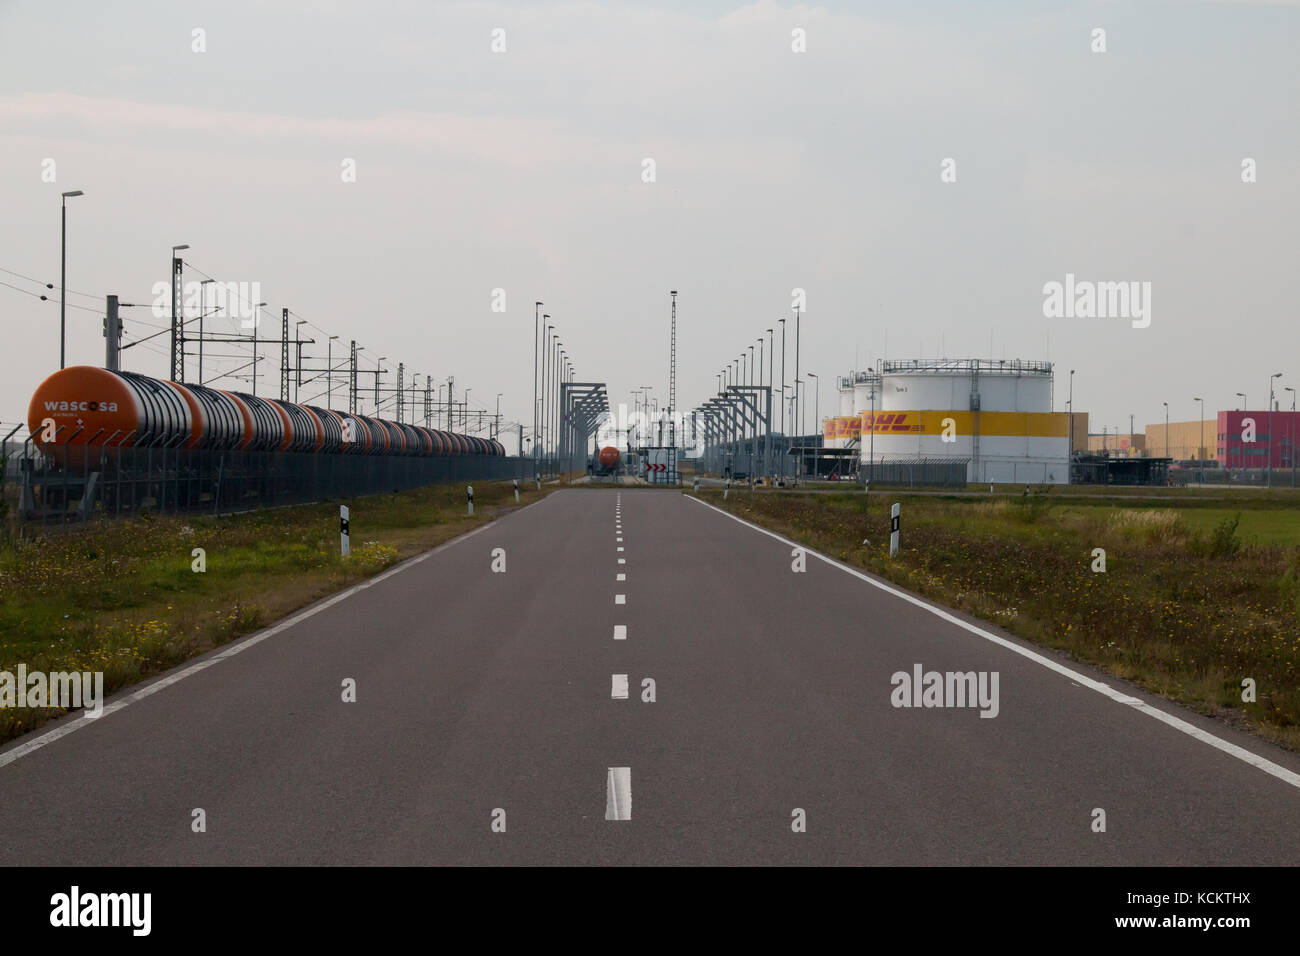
863, 359, 1070, 484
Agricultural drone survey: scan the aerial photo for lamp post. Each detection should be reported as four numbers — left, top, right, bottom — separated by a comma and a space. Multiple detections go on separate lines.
327, 335, 339, 409
1269, 372, 1282, 488
759, 329, 769, 478
1235, 392, 1247, 471
198, 278, 215, 384
251, 301, 267, 395
465, 387, 472, 430
1067, 369, 1075, 459
1162, 402, 1169, 460
808, 371, 819, 479
1193, 396, 1204, 485
1286, 386, 1297, 488
495, 392, 502, 441
779, 317, 787, 479
534, 301, 542, 472
59, 190, 85, 369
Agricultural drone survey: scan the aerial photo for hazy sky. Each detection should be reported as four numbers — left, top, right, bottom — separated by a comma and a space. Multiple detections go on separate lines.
2, 0, 1297, 443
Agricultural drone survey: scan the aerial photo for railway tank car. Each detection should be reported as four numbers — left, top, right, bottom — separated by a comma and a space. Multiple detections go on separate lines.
27, 366, 506, 459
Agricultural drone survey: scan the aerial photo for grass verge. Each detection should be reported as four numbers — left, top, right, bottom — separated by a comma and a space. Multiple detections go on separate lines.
694, 488, 1300, 752
0, 479, 549, 744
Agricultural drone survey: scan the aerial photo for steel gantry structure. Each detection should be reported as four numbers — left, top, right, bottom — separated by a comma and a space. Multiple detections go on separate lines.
557, 382, 611, 477
693, 383, 772, 478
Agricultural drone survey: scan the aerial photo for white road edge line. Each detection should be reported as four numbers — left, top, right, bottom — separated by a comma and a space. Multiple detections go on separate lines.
0, 513, 507, 771
685, 494, 1300, 792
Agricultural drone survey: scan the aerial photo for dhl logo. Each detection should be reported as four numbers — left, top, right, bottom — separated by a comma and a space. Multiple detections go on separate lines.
863, 413, 918, 433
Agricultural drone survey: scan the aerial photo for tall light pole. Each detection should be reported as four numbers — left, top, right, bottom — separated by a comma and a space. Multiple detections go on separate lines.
1193, 396, 1204, 485
1162, 403, 1169, 473
251, 301, 267, 396
794, 305, 801, 482
808, 371, 819, 479
495, 392, 502, 441
1286, 386, 1297, 488
779, 317, 787, 479
1235, 392, 1246, 471
59, 190, 84, 369
1269, 372, 1283, 487
327, 335, 339, 409
199, 278, 215, 384
534, 301, 542, 471
1068, 369, 1075, 459
169, 242, 189, 382
766, 329, 774, 478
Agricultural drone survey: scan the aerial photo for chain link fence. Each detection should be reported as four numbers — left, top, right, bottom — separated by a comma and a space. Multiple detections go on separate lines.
7, 436, 530, 527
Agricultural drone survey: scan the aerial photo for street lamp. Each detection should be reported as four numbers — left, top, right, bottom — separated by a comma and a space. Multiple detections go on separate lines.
1068, 369, 1075, 460
1286, 386, 1297, 488
327, 335, 339, 409
198, 278, 215, 384
1269, 372, 1283, 487
495, 392, 502, 441
534, 301, 542, 470
250, 301, 267, 395
808, 371, 819, 480
59, 190, 85, 369
1235, 392, 1246, 472
1193, 396, 1204, 485
1162, 402, 1169, 461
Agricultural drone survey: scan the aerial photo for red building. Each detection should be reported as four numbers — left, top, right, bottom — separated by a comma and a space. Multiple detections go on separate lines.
1217, 410, 1300, 468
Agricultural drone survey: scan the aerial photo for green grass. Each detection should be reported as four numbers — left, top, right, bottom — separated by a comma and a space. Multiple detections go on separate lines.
0, 480, 548, 743
696, 487, 1300, 751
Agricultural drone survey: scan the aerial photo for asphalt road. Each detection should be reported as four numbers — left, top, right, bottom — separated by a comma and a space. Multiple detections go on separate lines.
2, 488, 1299, 864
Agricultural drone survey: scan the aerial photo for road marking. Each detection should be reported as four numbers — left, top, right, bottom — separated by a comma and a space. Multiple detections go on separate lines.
686, 494, 1300, 792
615, 594, 626, 604
617, 573, 626, 581
611, 674, 629, 699
618, 558, 626, 564
606, 767, 632, 820
0, 514, 508, 771
617, 546, 624, 551
613, 625, 627, 640
617, 537, 623, 542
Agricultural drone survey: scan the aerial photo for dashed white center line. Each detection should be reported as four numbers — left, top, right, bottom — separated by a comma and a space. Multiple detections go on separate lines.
615, 594, 626, 604
616, 573, 626, 581
617, 537, 623, 542
611, 674, 629, 699
618, 558, 625, 564
606, 767, 632, 821
617, 547, 624, 552
613, 625, 627, 640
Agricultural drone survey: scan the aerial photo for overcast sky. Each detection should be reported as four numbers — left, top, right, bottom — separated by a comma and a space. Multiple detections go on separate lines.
2, 0, 1297, 441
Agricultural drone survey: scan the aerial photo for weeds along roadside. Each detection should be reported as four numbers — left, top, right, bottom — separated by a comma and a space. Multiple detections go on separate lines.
0, 480, 549, 745
697, 488, 1300, 752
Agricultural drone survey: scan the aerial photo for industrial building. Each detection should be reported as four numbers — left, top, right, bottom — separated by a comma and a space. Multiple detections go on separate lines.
834, 359, 1071, 484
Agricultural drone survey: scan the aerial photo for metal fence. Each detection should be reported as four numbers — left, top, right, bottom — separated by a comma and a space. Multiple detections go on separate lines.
10, 438, 531, 526
863, 458, 970, 488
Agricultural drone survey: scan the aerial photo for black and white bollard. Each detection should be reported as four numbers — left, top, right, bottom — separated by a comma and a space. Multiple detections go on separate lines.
724, 477, 730, 500
692, 476, 700, 494
889, 502, 901, 557
467, 485, 474, 516
340, 505, 351, 558
513, 478, 520, 503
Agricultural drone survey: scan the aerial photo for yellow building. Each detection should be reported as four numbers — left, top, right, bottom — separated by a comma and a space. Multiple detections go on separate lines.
1087, 432, 1144, 457
1145, 420, 1217, 460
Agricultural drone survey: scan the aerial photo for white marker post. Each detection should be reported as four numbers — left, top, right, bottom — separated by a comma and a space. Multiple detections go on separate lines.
889, 502, 900, 557
724, 477, 730, 500
467, 484, 474, 516
340, 505, 350, 557
513, 478, 519, 503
